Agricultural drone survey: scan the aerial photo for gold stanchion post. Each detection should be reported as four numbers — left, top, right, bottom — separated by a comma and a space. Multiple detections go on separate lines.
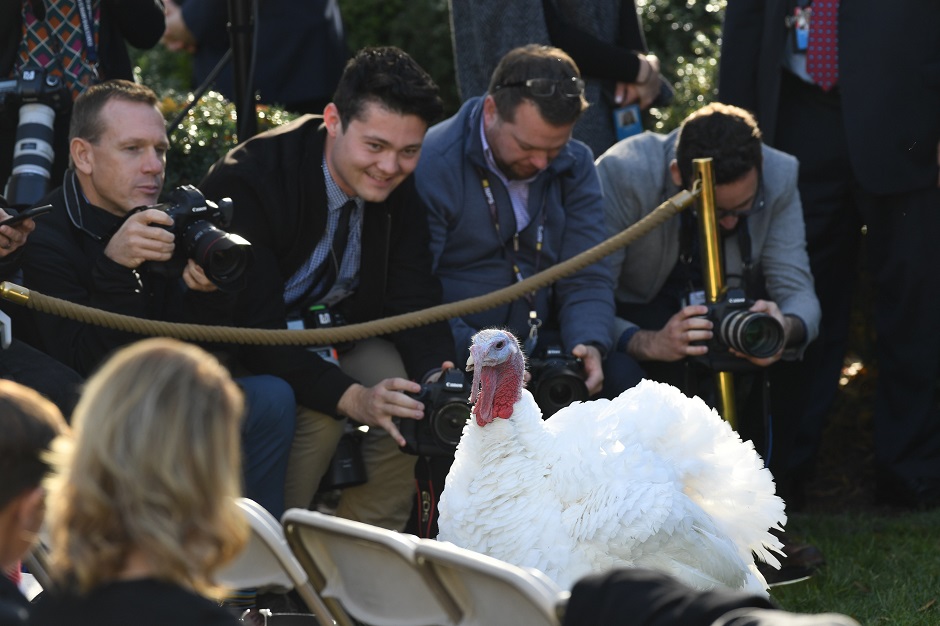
693, 158, 737, 429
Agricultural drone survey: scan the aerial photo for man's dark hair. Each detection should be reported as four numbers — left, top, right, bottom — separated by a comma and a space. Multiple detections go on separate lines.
332, 46, 443, 130
675, 102, 763, 188
487, 44, 589, 127
69, 79, 160, 144
0, 380, 66, 509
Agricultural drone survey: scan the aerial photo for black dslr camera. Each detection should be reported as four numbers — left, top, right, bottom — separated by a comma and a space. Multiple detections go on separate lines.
398, 368, 472, 457
1, 66, 70, 208
528, 345, 588, 417
133, 185, 252, 291
688, 288, 785, 372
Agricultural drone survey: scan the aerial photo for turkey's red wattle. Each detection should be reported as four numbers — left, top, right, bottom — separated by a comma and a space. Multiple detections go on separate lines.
473, 359, 523, 426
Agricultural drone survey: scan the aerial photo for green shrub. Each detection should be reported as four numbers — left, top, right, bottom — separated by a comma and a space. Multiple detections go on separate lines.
639, 0, 726, 132
133, 47, 297, 195
156, 90, 297, 193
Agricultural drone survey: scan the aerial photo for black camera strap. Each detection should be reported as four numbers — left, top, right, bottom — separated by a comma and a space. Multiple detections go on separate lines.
678, 208, 756, 295
475, 166, 547, 353
63, 169, 108, 242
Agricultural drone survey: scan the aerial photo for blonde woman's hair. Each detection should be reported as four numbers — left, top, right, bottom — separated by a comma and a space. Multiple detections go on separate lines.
46, 338, 248, 595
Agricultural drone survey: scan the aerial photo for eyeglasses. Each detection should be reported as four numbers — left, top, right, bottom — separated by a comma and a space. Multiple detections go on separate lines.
493, 77, 586, 99
716, 177, 766, 221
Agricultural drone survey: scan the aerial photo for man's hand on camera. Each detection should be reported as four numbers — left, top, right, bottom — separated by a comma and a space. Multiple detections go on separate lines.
337, 378, 426, 447
0, 209, 34, 257
181, 259, 217, 293
572, 344, 604, 396
104, 209, 175, 269
729, 299, 787, 367
421, 361, 457, 384
627, 304, 712, 362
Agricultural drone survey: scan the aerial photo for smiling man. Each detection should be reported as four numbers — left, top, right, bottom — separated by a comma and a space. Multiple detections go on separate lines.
198, 47, 456, 531
416, 45, 631, 403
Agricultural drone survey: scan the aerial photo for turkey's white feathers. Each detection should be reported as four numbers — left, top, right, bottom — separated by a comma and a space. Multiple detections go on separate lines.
438, 377, 786, 595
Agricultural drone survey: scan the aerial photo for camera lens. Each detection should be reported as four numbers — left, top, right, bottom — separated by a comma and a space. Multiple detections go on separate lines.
185, 222, 252, 289
5, 103, 55, 207
430, 400, 471, 450
720, 310, 785, 358
533, 369, 588, 417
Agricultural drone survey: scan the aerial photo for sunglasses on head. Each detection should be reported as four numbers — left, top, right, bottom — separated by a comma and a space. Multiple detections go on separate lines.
493, 77, 585, 99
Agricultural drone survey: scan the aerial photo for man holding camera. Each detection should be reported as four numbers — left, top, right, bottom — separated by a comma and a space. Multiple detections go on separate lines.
19, 79, 296, 518
415, 45, 635, 403
197, 47, 456, 531
595, 102, 821, 582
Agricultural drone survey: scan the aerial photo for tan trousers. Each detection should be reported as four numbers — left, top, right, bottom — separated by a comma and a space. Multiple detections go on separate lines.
283, 337, 418, 531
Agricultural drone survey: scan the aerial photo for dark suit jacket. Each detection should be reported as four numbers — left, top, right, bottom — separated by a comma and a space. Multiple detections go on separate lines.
719, 0, 940, 195
198, 115, 456, 415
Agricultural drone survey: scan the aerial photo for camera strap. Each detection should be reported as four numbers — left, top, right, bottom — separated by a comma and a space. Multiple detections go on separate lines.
475, 166, 547, 351
678, 208, 756, 294
18, 0, 100, 100
63, 169, 107, 242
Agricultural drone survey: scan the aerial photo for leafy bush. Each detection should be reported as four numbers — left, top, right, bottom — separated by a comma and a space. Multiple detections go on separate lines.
639, 0, 726, 132
156, 90, 297, 193
133, 48, 297, 195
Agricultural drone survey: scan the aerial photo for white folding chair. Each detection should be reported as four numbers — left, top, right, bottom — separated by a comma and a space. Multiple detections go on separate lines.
413, 539, 568, 626
216, 498, 340, 625
23, 541, 52, 600
282, 508, 462, 626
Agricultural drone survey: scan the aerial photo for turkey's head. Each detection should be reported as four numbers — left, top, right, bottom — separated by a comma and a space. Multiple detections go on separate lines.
467, 328, 525, 426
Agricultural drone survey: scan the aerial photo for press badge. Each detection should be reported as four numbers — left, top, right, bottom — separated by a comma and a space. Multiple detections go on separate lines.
612, 103, 643, 141
790, 6, 811, 52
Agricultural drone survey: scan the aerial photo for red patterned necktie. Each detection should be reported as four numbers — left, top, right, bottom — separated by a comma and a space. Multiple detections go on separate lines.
806, 0, 840, 91
16, 0, 101, 100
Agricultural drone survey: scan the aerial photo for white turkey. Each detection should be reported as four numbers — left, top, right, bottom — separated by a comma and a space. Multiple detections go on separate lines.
437, 328, 786, 595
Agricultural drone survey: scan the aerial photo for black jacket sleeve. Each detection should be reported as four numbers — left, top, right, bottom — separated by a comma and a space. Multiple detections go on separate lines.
543, 0, 644, 83
563, 568, 775, 626
22, 191, 230, 376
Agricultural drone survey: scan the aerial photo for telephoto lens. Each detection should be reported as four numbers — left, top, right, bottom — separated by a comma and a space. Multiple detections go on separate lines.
5, 102, 55, 207
719, 310, 785, 358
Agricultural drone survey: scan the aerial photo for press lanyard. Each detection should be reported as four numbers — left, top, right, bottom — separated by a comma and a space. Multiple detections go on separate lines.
75, 0, 98, 65
476, 166, 546, 353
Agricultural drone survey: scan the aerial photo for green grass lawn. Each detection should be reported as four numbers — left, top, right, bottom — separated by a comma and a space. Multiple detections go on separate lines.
771, 509, 940, 625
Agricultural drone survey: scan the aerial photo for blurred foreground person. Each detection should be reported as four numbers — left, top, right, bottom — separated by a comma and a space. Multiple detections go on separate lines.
0, 381, 67, 626
30, 338, 248, 626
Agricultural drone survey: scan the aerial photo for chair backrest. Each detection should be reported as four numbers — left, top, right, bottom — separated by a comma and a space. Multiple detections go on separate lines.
413, 539, 568, 626
282, 508, 462, 626
23, 542, 52, 598
216, 498, 338, 626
